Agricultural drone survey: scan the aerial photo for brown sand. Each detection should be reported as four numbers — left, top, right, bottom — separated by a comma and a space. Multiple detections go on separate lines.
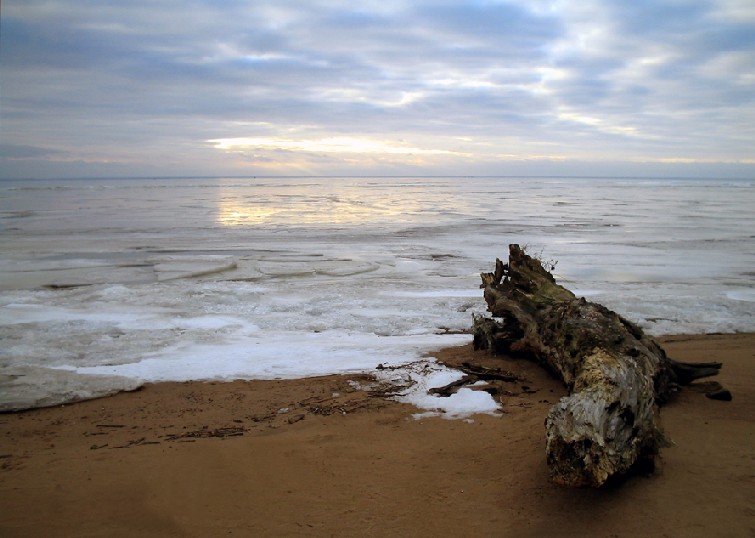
1, 333, 753, 537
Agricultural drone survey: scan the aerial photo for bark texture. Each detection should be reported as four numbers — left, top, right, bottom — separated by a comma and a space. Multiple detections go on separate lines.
473, 244, 721, 487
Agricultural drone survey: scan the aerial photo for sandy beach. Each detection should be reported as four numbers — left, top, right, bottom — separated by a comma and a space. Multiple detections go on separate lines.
1, 333, 753, 537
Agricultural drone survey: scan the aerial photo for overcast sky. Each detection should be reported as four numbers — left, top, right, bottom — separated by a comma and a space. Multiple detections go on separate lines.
1, 0, 754, 179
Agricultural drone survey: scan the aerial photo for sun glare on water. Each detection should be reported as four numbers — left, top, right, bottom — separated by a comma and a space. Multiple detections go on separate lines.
214, 183, 417, 227
208, 136, 475, 227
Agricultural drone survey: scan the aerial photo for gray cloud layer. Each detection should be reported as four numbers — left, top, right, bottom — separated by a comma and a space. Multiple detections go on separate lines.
1, 0, 754, 178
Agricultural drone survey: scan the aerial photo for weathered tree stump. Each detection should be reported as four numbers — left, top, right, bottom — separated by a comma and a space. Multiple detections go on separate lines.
473, 244, 723, 487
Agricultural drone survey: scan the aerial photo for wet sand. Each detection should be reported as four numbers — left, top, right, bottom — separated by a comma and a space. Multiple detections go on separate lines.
1, 333, 753, 537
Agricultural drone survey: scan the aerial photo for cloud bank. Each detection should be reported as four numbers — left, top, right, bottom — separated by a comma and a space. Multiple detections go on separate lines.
1, 0, 753, 178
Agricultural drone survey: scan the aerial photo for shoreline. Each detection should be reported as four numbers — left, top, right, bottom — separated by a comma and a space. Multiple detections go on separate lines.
1, 333, 753, 537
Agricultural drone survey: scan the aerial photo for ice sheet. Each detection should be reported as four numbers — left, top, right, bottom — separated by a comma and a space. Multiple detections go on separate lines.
725, 289, 755, 302
1, 176, 753, 411
51, 332, 471, 382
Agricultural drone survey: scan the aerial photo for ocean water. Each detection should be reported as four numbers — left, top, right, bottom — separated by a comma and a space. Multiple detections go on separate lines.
1, 176, 753, 411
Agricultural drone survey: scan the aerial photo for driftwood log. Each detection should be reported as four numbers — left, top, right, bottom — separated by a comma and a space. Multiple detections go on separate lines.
473, 244, 723, 487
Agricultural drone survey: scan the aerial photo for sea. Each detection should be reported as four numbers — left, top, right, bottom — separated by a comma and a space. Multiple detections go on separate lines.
1, 176, 753, 412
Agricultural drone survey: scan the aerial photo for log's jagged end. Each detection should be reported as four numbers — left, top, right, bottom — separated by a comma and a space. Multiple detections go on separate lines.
473, 244, 723, 487
544, 347, 669, 487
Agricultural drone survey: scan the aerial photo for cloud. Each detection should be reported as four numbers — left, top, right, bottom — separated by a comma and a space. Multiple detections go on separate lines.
210, 136, 468, 156
0, 0, 753, 178
0, 144, 63, 159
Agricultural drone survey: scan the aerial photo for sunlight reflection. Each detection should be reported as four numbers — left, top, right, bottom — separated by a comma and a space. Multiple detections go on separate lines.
215, 182, 423, 227
217, 205, 280, 226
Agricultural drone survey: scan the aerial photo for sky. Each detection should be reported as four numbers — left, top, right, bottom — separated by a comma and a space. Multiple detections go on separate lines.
1, 0, 754, 179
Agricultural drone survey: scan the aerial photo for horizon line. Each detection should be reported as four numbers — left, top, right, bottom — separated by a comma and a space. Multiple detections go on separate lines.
2, 174, 754, 182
